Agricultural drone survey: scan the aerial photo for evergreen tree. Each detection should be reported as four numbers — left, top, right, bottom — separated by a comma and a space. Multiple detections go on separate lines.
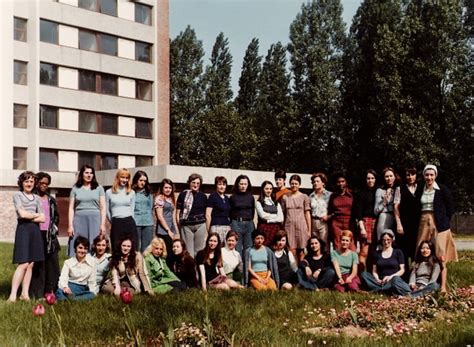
170, 26, 205, 165
256, 42, 295, 171
287, 0, 347, 173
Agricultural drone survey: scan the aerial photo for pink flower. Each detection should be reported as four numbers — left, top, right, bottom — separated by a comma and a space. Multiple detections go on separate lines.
120, 288, 133, 304
33, 304, 45, 316
44, 292, 56, 305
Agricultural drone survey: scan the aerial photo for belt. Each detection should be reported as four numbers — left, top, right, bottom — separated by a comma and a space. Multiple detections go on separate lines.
233, 217, 252, 222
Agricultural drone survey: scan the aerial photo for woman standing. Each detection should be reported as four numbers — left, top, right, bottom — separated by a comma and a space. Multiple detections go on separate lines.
30, 172, 60, 298
354, 169, 378, 271
417, 164, 457, 292
281, 175, 311, 261
206, 176, 231, 244
374, 167, 399, 242
255, 181, 283, 246
244, 230, 279, 290
230, 175, 255, 256
309, 173, 332, 246
132, 170, 154, 253
297, 236, 335, 290
144, 238, 186, 293
102, 237, 154, 297
106, 168, 136, 251
272, 231, 298, 290
8, 171, 45, 302
196, 233, 241, 291
155, 178, 179, 256
68, 165, 106, 256
327, 173, 355, 251
169, 239, 197, 288
331, 230, 360, 292
360, 231, 406, 295
176, 174, 208, 257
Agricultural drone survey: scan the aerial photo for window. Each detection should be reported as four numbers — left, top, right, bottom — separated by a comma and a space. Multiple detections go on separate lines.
40, 20, 58, 44
136, 42, 151, 63
135, 118, 152, 138
14, 104, 27, 128
136, 156, 152, 167
135, 3, 151, 25
100, 33, 117, 56
78, 0, 117, 16
40, 105, 58, 128
14, 60, 27, 85
14, 17, 27, 42
79, 70, 117, 95
13, 147, 27, 170
79, 111, 117, 134
39, 149, 58, 171
40, 63, 58, 86
79, 70, 96, 92
78, 152, 117, 170
79, 30, 98, 52
136, 80, 152, 100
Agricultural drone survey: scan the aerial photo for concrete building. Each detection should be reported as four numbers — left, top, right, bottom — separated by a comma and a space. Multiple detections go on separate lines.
0, 0, 169, 239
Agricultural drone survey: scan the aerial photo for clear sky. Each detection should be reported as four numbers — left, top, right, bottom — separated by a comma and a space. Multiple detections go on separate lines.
170, 0, 362, 95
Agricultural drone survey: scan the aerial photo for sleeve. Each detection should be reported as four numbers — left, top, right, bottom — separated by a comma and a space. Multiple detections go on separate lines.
288, 251, 298, 272
394, 187, 401, 204
443, 186, 454, 221
374, 189, 385, 215
12, 193, 23, 214
352, 251, 359, 265
130, 191, 136, 217
88, 258, 97, 294
36, 196, 44, 214
280, 195, 287, 214
429, 263, 441, 284
304, 195, 311, 211
58, 259, 71, 289
98, 186, 105, 196
330, 250, 337, 262
274, 203, 284, 223
154, 195, 165, 209
327, 194, 335, 215
106, 190, 112, 221
69, 186, 76, 198
255, 201, 270, 220
176, 192, 185, 210
207, 194, 216, 208
396, 249, 405, 265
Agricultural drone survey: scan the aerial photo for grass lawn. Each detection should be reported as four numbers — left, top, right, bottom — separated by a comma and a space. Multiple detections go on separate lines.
0, 243, 472, 346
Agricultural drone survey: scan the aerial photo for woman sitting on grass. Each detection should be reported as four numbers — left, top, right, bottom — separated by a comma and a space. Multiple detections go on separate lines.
297, 236, 335, 291
102, 237, 153, 297
169, 239, 197, 288
272, 230, 298, 290
91, 234, 111, 294
396, 241, 441, 297
56, 236, 96, 301
244, 229, 279, 290
144, 238, 186, 293
360, 230, 406, 295
331, 230, 361, 292
196, 232, 241, 291
222, 230, 243, 282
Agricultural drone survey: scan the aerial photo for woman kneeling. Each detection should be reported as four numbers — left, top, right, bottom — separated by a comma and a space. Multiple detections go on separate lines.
56, 236, 96, 301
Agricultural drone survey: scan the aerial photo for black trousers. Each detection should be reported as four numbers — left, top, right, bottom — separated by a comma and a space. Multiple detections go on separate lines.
111, 216, 138, 251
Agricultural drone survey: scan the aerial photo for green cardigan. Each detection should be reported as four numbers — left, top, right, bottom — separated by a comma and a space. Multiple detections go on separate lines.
144, 254, 181, 294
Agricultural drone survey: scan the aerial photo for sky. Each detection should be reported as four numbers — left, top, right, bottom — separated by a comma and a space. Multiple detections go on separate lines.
169, 0, 362, 94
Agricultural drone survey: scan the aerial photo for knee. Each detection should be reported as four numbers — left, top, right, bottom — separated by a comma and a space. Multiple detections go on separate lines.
282, 283, 293, 290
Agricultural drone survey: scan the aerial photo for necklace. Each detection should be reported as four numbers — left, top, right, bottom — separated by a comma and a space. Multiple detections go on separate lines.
21, 191, 35, 201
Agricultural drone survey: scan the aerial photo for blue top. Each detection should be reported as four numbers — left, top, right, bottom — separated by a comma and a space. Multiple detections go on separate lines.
106, 187, 135, 220
207, 192, 231, 226
331, 250, 358, 275
373, 248, 404, 278
70, 185, 105, 211
249, 247, 268, 272
134, 190, 154, 226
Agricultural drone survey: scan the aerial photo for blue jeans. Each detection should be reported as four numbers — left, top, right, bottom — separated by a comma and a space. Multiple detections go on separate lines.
297, 267, 335, 290
231, 220, 254, 258
56, 282, 95, 301
361, 272, 408, 295
411, 282, 439, 297
137, 225, 154, 253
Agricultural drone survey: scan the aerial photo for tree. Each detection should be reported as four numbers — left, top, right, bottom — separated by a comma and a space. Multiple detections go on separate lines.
169, 26, 205, 165
287, 0, 348, 173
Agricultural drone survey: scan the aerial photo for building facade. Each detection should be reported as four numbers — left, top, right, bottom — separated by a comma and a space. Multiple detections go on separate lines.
0, 0, 169, 238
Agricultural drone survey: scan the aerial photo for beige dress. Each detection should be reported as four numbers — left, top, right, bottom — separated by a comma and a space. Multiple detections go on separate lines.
281, 193, 311, 249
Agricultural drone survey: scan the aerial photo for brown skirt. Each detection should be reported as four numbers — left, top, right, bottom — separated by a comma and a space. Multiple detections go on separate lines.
417, 212, 458, 263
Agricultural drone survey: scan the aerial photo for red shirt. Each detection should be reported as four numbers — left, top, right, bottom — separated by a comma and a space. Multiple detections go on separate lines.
328, 190, 353, 217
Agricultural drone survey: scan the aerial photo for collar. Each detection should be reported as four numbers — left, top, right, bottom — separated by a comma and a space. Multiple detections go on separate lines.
425, 182, 440, 191
71, 254, 95, 267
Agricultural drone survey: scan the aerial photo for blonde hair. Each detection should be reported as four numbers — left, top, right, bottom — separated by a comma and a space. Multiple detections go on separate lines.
143, 237, 167, 258
112, 168, 132, 193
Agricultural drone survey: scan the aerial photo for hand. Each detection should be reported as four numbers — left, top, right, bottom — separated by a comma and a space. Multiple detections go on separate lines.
100, 224, 106, 235
305, 267, 312, 278
382, 276, 392, 284
360, 228, 367, 238
409, 283, 417, 290
113, 286, 121, 297
321, 215, 329, 222
338, 278, 345, 285
396, 224, 404, 235
375, 276, 382, 284
345, 276, 353, 284
67, 226, 74, 237
63, 287, 72, 295
312, 270, 321, 279
168, 231, 175, 239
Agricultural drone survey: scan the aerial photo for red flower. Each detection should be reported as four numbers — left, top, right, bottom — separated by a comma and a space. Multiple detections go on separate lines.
33, 304, 45, 316
44, 292, 56, 305
120, 288, 133, 304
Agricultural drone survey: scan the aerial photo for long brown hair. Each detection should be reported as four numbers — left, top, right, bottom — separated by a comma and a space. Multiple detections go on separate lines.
110, 237, 137, 271
156, 178, 176, 205
201, 232, 223, 267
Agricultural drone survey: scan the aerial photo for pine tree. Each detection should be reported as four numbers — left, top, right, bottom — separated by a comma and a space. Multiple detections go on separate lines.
287, 0, 347, 173
170, 26, 205, 165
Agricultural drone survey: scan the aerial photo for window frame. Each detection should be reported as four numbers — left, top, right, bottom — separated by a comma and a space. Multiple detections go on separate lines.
78, 0, 117, 17
14, 17, 27, 42
13, 147, 27, 170
39, 62, 58, 86
136, 80, 152, 101
14, 60, 27, 85
135, 3, 152, 25
135, 41, 152, 63
39, 148, 59, 171
39, 105, 59, 129
40, 19, 59, 44
14, 104, 28, 128
135, 118, 153, 139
